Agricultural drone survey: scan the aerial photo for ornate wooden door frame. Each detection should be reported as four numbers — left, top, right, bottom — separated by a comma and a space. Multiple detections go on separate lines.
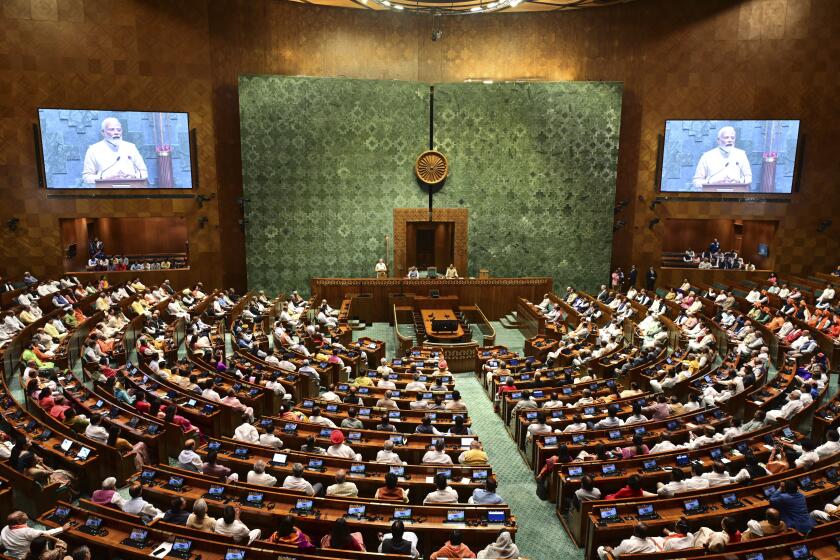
393, 208, 468, 278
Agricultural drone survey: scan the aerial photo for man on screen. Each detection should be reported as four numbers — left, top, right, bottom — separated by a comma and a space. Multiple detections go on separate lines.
691, 126, 752, 190
82, 118, 148, 184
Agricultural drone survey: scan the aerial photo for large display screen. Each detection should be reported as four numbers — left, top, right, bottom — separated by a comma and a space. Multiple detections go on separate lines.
659, 120, 800, 194
38, 108, 193, 189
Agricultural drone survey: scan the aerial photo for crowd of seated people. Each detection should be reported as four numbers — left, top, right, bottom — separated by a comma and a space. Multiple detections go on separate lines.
678, 238, 757, 270
507, 278, 840, 559
85, 255, 188, 271
3, 270, 840, 560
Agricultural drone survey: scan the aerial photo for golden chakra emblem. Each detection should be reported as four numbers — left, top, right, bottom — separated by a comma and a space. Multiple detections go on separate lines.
415, 150, 449, 185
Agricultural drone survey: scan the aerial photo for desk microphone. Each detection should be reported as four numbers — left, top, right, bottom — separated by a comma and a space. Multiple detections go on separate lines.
99, 156, 121, 179
127, 155, 140, 176
706, 162, 730, 183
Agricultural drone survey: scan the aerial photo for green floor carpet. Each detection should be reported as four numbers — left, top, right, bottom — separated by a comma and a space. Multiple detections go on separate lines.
454, 370, 575, 560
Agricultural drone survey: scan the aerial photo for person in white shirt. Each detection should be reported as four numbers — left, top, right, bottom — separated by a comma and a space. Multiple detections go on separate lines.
326, 469, 359, 497
803, 431, 840, 461
423, 474, 459, 504
623, 404, 649, 426
689, 426, 725, 449
214, 505, 261, 544
766, 391, 804, 423
571, 389, 595, 408
123, 483, 164, 520
282, 464, 321, 496
247, 460, 278, 486
177, 440, 204, 472
410, 393, 429, 410
376, 358, 394, 377
405, 374, 427, 392
422, 441, 453, 465
648, 435, 685, 454
377, 374, 397, 391
542, 393, 564, 410
201, 381, 222, 403
598, 522, 657, 559
84, 413, 109, 444
701, 462, 731, 487
326, 430, 361, 461
656, 468, 690, 497
375, 259, 388, 278
526, 413, 553, 441
652, 518, 694, 552
233, 419, 259, 443
692, 126, 752, 189
594, 409, 624, 429
563, 414, 588, 433
82, 118, 148, 183
376, 440, 405, 465
258, 423, 284, 450
0, 511, 67, 559
308, 407, 337, 428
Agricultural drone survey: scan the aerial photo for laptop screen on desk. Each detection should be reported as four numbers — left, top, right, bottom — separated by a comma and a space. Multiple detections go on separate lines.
637, 504, 654, 517
447, 510, 465, 522
599, 507, 617, 520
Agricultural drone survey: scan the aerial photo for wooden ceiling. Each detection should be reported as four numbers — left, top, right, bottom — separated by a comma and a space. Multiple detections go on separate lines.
285, 0, 636, 15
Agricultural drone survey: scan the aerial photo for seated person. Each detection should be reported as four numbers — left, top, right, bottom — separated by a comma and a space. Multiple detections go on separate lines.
430, 530, 475, 559
742, 508, 787, 540
597, 522, 656, 559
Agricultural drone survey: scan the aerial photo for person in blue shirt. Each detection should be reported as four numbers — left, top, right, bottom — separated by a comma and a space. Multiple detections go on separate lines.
470, 478, 504, 505
769, 479, 815, 534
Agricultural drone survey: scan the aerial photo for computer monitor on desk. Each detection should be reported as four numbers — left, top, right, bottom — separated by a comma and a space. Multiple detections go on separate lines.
431, 319, 458, 332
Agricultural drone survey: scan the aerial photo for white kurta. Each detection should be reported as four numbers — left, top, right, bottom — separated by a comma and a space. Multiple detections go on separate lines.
692, 146, 752, 189
82, 140, 148, 184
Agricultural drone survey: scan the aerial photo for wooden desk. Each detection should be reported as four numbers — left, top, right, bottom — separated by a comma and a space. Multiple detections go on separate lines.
40, 502, 395, 560
311, 277, 553, 322
583, 460, 840, 560
421, 309, 464, 341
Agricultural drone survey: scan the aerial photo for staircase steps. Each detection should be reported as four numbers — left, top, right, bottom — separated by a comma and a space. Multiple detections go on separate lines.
499, 311, 524, 329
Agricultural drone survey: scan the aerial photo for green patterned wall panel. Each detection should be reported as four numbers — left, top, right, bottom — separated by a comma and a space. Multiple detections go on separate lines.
240, 77, 621, 294
239, 76, 429, 292
433, 82, 622, 292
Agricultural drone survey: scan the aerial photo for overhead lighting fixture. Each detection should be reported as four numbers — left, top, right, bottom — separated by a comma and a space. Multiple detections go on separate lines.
482, 79, 493, 84
359, 0, 633, 15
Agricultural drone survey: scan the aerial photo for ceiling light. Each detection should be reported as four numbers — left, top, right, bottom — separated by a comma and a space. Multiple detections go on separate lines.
470, 6, 482, 11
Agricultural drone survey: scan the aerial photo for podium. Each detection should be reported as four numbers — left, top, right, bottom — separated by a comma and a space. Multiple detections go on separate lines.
94, 178, 149, 189
701, 181, 750, 193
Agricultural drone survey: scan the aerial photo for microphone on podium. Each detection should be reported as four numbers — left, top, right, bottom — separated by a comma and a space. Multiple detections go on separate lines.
98, 156, 121, 179
127, 155, 141, 176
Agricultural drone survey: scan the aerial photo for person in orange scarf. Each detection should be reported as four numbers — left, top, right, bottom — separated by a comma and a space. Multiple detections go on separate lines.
268, 514, 315, 552
430, 530, 476, 559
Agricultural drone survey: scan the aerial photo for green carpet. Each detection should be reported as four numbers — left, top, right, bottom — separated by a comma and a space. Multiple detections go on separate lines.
455, 370, 574, 559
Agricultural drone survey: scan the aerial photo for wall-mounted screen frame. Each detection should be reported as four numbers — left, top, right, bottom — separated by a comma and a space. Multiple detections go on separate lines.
36, 108, 195, 190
